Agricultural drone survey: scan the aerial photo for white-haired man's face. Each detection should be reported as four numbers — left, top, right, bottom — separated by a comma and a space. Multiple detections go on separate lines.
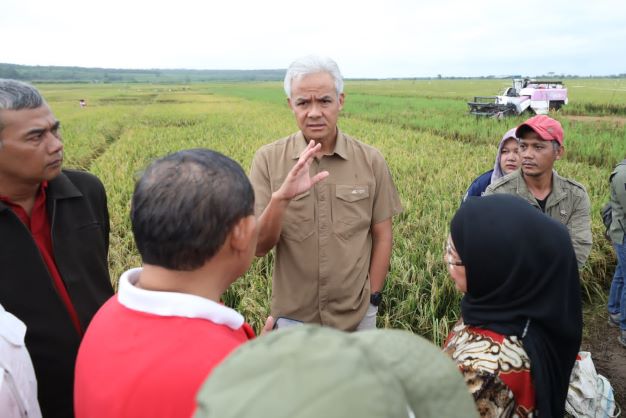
287, 72, 344, 145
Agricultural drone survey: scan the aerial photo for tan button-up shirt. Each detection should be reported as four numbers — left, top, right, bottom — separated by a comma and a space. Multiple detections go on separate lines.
250, 130, 402, 331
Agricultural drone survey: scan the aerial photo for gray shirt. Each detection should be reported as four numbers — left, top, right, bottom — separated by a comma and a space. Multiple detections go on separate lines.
609, 161, 626, 245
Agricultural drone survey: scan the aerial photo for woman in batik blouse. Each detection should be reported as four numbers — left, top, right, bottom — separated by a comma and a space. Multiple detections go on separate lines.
442, 194, 582, 418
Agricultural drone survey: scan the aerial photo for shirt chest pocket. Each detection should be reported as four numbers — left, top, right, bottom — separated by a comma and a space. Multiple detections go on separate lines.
332, 185, 372, 240
555, 203, 571, 227
281, 190, 315, 242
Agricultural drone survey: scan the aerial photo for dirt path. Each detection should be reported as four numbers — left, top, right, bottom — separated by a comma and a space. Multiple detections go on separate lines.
581, 307, 626, 410
564, 115, 626, 127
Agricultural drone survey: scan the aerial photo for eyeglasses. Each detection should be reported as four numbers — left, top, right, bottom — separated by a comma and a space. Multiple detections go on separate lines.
445, 238, 464, 267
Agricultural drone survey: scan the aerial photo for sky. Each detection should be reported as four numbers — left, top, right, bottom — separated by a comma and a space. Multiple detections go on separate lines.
2, 0, 626, 78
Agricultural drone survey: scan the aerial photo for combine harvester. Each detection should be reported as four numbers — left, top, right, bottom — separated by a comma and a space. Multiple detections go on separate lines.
468, 78, 568, 117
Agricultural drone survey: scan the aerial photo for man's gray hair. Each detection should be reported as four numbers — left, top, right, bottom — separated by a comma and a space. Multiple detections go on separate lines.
283, 55, 344, 98
0, 79, 45, 133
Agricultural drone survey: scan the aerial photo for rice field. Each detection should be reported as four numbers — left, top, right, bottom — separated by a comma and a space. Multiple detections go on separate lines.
39, 78, 626, 343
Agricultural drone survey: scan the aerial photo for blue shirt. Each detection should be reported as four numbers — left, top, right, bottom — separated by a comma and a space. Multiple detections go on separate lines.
463, 170, 494, 202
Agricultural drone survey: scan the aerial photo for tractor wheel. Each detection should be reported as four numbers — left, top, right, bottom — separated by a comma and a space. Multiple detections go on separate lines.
549, 100, 564, 111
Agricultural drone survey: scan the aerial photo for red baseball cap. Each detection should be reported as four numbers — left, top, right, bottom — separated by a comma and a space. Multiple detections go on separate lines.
515, 115, 564, 146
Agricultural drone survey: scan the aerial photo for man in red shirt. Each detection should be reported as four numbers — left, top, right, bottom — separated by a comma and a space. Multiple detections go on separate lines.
75, 149, 273, 418
0, 79, 113, 417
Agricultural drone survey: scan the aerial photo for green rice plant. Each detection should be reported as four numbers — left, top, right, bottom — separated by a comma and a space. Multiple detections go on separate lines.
40, 80, 622, 343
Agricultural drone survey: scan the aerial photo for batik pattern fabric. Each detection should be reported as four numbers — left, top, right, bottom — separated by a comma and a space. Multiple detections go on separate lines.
444, 320, 536, 418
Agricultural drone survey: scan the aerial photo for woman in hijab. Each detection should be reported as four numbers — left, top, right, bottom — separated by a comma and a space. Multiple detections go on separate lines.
443, 194, 582, 418
463, 128, 520, 201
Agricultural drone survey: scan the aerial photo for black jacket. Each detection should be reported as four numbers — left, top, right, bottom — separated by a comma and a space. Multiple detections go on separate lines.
0, 169, 114, 418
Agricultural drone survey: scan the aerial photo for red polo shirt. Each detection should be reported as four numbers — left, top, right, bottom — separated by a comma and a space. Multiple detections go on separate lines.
75, 267, 255, 418
0, 183, 83, 335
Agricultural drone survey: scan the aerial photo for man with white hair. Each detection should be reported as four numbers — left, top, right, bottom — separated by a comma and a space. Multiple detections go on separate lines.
250, 56, 402, 331
0, 79, 113, 417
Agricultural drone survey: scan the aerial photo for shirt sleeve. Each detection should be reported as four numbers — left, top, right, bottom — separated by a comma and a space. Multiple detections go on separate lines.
568, 191, 592, 268
371, 151, 403, 224
242, 323, 256, 340
249, 148, 272, 218
464, 171, 493, 202
97, 177, 110, 254
612, 168, 626, 214
464, 180, 481, 202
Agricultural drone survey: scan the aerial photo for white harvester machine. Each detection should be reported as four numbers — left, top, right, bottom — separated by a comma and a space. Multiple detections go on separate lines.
468, 78, 568, 117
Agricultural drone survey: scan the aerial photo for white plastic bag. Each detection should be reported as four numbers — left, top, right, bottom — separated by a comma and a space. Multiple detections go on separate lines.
565, 351, 619, 418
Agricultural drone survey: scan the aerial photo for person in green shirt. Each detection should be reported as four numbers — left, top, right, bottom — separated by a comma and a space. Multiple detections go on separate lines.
607, 159, 626, 347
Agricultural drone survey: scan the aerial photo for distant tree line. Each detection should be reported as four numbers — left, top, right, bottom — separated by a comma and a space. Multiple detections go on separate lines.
401, 73, 626, 80
0, 63, 286, 83
1, 63, 624, 83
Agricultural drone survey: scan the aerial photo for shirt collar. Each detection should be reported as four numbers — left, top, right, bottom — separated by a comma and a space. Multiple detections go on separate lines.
0, 181, 48, 206
513, 170, 537, 204
291, 129, 349, 160
549, 170, 567, 200
117, 267, 244, 330
33, 181, 48, 213
46, 171, 82, 201
516, 169, 567, 208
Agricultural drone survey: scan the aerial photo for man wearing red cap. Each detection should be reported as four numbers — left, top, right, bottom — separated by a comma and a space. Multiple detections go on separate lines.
485, 115, 592, 267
